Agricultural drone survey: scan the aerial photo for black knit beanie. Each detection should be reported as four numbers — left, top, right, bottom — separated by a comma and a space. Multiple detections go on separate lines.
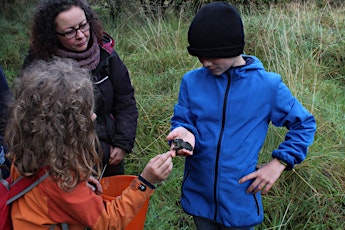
187, 2, 245, 58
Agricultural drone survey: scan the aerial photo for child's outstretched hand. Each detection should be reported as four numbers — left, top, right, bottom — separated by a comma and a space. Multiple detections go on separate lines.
166, 127, 195, 157
140, 151, 174, 185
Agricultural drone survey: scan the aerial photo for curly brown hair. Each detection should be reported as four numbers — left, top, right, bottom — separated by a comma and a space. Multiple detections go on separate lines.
30, 0, 103, 60
5, 57, 101, 191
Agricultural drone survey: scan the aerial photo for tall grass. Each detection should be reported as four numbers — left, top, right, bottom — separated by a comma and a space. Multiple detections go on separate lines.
0, 1, 344, 229
0, 1, 37, 84
243, 6, 344, 228
112, 2, 345, 229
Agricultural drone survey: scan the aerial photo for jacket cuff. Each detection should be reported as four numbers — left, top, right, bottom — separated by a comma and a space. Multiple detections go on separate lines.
128, 177, 155, 197
273, 157, 292, 171
138, 175, 156, 190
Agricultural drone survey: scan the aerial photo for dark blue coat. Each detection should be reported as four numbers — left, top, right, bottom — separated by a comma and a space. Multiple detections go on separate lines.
0, 66, 11, 178
0, 66, 11, 146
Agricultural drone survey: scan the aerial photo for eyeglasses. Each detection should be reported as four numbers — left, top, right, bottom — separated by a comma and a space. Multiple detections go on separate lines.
56, 21, 90, 39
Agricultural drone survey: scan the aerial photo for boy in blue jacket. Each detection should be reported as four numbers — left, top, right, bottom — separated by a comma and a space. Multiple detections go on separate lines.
167, 2, 316, 229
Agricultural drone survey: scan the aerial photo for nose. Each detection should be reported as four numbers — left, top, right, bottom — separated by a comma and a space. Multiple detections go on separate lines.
75, 29, 85, 38
198, 57, 212, 67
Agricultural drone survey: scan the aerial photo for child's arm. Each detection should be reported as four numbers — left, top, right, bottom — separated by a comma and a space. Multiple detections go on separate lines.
240, 80, 316, 195
238, 158, 286, 195
36, 152, 174, 230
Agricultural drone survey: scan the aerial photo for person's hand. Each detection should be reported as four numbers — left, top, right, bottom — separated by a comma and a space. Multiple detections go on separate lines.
140, 151, 174, 185
166, 127, 195, 157
87, 176, 103, 195
238, 158, 286, 195
109, 146, 126, 165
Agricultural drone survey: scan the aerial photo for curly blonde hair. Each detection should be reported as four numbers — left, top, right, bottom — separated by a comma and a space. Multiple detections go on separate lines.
5, 57, 101, 191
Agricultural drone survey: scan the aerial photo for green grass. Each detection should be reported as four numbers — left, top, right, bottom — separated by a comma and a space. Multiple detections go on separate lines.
1, 1, 344, 229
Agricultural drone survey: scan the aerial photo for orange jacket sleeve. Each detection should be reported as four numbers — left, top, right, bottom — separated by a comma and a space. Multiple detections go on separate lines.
11, 167, 154, 230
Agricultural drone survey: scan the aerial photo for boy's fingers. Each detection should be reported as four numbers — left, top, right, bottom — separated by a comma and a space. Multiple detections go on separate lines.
166, 132, 179, 141
238, 171, 256, 184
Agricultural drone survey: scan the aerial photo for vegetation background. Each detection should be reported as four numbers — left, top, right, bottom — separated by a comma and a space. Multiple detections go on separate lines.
0, 0, 344, 229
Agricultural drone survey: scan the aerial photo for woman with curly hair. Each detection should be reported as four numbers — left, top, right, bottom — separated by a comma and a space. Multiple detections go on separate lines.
23, 0, 138, 177
7, 57, 173, 229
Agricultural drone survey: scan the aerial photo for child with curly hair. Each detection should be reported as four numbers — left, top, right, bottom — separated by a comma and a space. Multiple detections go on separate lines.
6, 57, 173, 229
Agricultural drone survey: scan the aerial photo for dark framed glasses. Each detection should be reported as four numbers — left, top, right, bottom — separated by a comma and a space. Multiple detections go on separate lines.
56, 21, 90, 39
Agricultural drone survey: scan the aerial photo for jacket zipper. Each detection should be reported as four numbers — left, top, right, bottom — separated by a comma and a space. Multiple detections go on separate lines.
213, 70, 232, 221
253, 193, 260, 215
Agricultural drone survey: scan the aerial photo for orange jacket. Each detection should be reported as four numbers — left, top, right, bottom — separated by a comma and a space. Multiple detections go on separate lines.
10, 167, 154, 230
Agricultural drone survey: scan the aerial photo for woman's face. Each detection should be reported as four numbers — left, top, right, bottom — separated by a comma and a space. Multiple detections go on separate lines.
55, 6, 90, 52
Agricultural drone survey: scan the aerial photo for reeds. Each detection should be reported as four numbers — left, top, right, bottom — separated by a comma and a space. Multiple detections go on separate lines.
0, 1, 344, 229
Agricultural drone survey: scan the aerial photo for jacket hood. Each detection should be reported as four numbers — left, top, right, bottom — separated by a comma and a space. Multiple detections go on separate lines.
240, 55, 265, 71
100, 32, 115, 54
217, 55, 267, 82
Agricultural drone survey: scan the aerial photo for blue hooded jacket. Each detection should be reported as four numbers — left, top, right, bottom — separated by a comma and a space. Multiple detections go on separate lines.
171, 55, 316, 227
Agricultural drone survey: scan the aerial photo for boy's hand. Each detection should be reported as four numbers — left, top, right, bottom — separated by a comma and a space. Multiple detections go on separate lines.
238, 158, 286, 195
166, 127, 195, 157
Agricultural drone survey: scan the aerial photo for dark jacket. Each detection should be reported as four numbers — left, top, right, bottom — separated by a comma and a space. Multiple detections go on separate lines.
0, 66, 11, 178
0, 66, 10, 141
92, 34, 138, 163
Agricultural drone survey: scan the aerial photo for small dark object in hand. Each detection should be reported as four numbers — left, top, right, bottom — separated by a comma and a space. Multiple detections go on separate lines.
173, 138, 193, 155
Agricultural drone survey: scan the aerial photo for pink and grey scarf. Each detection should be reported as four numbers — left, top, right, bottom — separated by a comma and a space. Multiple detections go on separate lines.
55, 32, 100, 71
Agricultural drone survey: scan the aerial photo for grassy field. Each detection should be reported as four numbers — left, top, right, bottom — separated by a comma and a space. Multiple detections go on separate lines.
0, 1, 344, 229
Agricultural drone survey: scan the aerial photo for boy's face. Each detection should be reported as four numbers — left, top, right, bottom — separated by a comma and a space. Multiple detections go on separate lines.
198, 56, 245, 75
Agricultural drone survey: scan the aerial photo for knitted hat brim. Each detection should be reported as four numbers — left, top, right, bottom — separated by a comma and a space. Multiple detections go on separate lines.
187, 44, 244, 58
